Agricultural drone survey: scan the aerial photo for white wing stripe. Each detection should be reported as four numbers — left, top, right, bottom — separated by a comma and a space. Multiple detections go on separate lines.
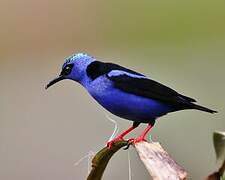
108, 70, 147, 79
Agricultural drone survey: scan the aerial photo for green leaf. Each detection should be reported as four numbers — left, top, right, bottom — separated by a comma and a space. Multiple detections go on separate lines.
87, 141, 128, 180
213, 131, 225, 162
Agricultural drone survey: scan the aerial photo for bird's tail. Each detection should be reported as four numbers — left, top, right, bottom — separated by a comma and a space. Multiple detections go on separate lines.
191, 104, 217, 114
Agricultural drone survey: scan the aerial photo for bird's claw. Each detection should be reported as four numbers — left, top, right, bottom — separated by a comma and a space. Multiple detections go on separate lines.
123, 137, 146, 150
123, 138, 135, 150
107, 137, 125, 149
107, 136, 147, 150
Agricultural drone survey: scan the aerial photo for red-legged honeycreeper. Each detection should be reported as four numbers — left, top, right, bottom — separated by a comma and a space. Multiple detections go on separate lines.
46, 53, 217, 149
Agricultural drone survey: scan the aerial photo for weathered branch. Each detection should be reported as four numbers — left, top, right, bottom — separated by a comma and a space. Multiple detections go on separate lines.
87, 140, 188, 180
135, 141, 187, 180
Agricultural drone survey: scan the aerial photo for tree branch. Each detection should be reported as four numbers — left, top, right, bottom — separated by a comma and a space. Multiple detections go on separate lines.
135, 141, 187, 180
87, 140, 188, 180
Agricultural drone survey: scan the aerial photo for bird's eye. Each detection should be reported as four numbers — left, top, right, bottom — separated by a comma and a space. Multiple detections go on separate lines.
60, 64, 74, 76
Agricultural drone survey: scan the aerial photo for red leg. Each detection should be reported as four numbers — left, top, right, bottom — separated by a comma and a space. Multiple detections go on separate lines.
128, 124, 153, 144
107, 124, 139, 149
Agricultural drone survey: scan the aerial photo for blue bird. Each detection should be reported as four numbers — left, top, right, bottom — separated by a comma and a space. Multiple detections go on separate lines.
46, 53, 217, 148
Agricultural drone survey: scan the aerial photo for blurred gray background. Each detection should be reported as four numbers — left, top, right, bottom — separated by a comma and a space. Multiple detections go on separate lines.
1, 0, 225, 179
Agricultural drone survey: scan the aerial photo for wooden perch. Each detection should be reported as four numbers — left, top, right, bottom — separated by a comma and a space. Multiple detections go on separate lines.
135, 141, 187, 180
87, 140, 188, 180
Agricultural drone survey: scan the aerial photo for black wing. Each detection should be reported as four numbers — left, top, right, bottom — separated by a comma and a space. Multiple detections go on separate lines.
107, 72, 197, 109
86, 61, 143, 80
87, 61, 216, 113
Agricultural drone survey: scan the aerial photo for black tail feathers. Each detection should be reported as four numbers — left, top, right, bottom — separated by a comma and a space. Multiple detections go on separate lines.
191, 104, 217, 114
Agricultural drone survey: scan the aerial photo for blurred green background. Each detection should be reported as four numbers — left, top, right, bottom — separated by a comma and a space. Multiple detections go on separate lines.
1, 0, 225, 179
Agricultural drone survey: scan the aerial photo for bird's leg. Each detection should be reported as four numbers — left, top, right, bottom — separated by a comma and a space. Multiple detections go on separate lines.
107, 122, 140, 149
128, 123, 154, 145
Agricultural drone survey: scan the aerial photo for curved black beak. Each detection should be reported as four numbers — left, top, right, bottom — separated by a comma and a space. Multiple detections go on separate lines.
45, 76, 65, 89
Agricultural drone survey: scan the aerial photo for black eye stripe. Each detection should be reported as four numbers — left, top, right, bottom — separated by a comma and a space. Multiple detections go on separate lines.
60, 64, 74, 76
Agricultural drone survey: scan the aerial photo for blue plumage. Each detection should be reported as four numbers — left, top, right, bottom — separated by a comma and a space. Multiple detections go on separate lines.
85, 72, 173, 123
46, 53, 217, 148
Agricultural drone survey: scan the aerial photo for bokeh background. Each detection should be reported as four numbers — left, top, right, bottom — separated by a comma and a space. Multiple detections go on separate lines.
1, 0, 225, 179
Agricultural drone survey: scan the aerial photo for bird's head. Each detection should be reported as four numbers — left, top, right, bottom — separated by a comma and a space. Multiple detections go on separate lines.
45, 53, 95, 89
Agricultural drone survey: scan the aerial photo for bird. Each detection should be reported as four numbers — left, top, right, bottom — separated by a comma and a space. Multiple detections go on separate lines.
46, 53, 217, 149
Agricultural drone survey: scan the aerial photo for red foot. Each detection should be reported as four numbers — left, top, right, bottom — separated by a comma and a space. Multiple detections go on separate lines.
106, 124, 152, 149
128, 124, 153, 145
128, 136, 146, 145
107, 137, 125, 149
123, 137, 146, 150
